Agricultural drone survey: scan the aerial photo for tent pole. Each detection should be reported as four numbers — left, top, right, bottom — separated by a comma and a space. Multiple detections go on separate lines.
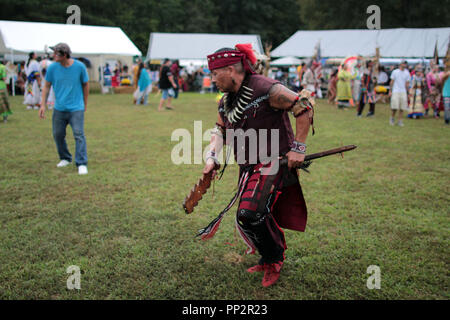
375, 47, 380, 77
11, 49, 15, 96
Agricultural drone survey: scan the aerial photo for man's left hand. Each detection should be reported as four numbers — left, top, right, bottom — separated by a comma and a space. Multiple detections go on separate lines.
286, 151, 305, 169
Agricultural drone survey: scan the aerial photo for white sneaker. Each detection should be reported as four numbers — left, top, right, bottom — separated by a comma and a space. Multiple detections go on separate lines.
33, 106, 39, 110
26, 106, 33, 110
78, 165, 88, 175
56, 160, 71, 168
389, 117, 395, 126
397, 120, 404, 127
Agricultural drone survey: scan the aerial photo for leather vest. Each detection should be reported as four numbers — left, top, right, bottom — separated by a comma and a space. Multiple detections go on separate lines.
219, 74, 294, 166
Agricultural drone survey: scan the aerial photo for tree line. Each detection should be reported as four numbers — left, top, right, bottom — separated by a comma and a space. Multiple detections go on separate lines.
1, 0, 448, 55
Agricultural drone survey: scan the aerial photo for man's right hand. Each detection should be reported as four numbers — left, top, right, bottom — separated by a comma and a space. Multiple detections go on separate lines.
203, 158, 218, 179
39, 103, 46, 119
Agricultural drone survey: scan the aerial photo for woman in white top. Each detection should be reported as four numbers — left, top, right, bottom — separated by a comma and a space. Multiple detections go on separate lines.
23, 52, 41, 110
301, 64, 317, 94
39, 57, 55, 109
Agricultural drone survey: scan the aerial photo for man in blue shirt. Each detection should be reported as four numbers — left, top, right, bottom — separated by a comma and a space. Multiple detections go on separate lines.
442, 69, 450, 125
39, 43, 90, 175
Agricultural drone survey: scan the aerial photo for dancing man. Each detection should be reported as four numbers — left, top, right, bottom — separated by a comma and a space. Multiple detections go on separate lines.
199, 44, 314, 287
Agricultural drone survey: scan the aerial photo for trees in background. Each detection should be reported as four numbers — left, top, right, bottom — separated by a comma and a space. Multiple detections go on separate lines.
0, 0, 447, 54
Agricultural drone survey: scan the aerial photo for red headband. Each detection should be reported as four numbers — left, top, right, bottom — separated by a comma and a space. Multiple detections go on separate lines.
207, 43, 257, 74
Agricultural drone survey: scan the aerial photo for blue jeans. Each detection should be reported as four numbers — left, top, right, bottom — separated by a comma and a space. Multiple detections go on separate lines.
136, 93, 149, 105
444, 97, 450, 123
52, 109, 88, 166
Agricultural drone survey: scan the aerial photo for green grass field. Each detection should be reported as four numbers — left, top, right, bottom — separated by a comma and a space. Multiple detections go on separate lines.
0, 92, 448, 300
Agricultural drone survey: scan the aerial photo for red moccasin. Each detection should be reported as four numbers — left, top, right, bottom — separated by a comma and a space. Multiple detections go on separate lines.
247, 264, 265, 273
262, 262, 283, 287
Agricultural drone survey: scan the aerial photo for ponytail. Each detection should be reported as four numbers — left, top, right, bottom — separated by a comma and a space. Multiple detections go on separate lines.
27, 52, 35, 68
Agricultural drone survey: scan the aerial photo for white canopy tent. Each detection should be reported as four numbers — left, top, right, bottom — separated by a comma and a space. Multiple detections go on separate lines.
0, 20, 142, 94
379, 58, 442, 65
146, 32, 264, 67
271, 28, 450, 59
270, 56, 303, 66
325, 57, 440, 66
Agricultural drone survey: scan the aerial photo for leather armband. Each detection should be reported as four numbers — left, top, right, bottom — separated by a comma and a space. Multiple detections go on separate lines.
289, 90, 314, 118
291, 89, 316, 135
291, 101, 310, 118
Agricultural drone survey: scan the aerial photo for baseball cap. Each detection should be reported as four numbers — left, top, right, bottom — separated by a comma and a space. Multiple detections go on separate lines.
50, 43, 72, 56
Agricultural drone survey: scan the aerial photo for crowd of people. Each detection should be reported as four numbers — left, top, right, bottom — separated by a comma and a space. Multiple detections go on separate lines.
335, 59, 450, 125
2, 52, 449, 127
2, 54, 223, 118
0, 52, 58, 126
77, 53, 450, 126
1, 60, 26, 97
274, 58, 450, 126
104, 57, 245, 109
99, 58, 220, 110
0, 53, 57, 107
